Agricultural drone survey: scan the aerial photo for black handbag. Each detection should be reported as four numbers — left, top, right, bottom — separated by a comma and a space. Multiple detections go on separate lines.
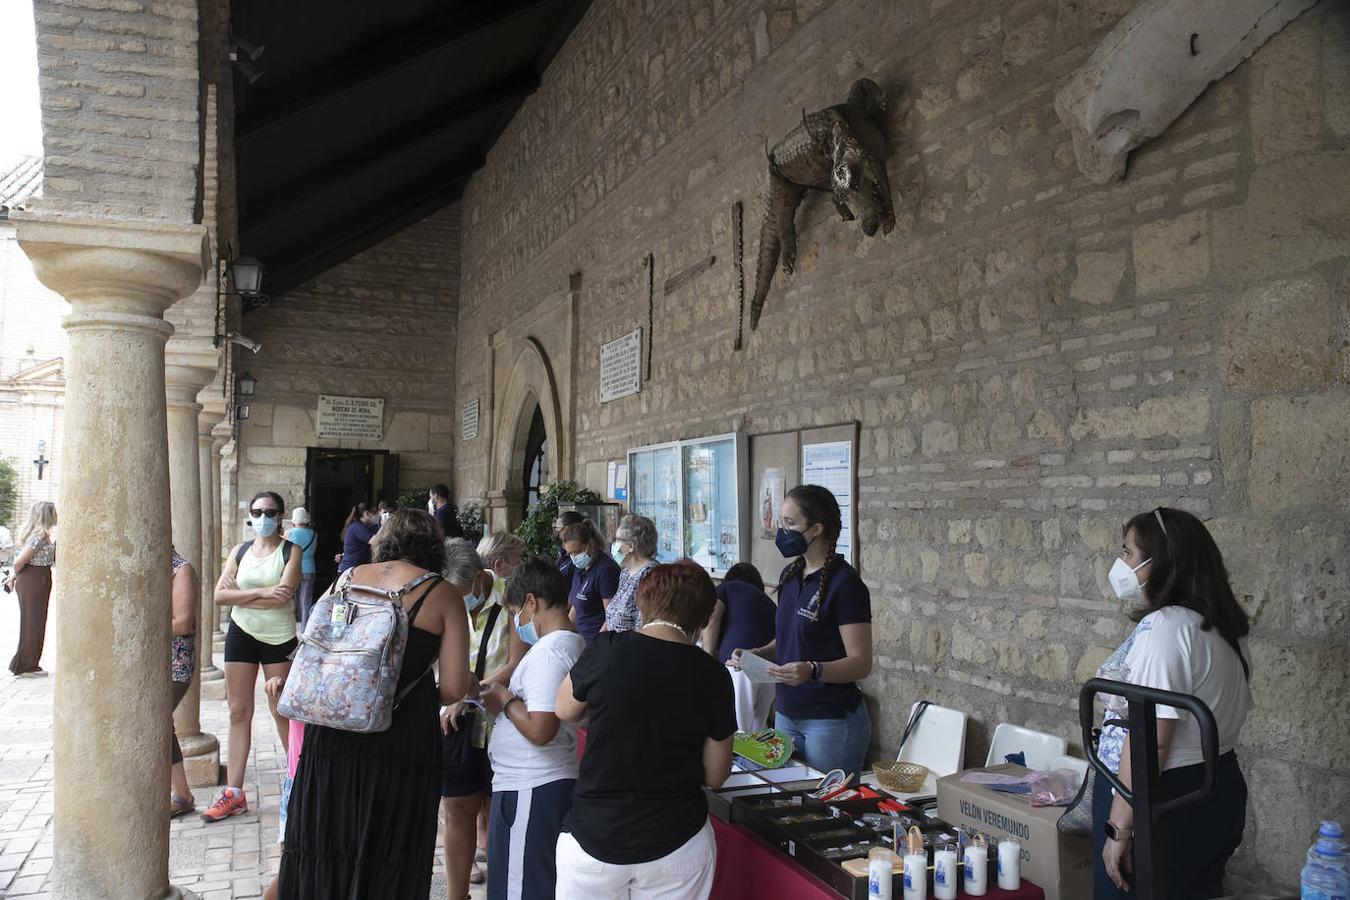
441, 604, 502, 772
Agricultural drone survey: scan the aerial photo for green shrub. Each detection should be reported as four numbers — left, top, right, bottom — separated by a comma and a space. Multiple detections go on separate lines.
514, 481, 601, 557
457, 501, 485, 544
0, 458, 17, 528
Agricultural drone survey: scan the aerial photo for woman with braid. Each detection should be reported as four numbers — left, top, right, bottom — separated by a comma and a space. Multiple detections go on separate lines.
731, 484, 872, 775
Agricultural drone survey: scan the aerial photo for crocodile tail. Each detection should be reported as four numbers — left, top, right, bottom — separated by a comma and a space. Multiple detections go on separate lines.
750, 180, 781, 332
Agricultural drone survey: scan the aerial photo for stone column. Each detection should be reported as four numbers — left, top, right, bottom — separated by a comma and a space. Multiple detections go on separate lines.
165, 341, 221, 787
199, 408, 227, 702
16, 213, 207, 900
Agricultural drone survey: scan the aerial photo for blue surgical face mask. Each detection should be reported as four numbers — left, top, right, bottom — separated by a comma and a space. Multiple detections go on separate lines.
253, 515, 279, 538
611, 541, 626, 564
464, 590, 485, 612
775, 525, 809, 558
514, 609, 539, 646
571, 552, 592, 570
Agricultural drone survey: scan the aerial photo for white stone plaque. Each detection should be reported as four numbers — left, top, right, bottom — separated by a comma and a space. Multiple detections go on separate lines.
317, 395, 384, 441
599, 328, 642, 403
462, 398, 480, 442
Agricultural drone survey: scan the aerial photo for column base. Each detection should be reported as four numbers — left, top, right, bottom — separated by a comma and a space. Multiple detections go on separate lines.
200, 663, 223, 682
177, 732, 220, 787
166, 886, 200, 900
201, 678, 226, 702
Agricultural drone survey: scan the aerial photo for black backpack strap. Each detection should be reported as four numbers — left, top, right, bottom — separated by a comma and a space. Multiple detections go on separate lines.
233, 539, 255, 566
295, 530, 316, 553
235, 539, 291, 565
896, 700, 931, 756
282, 541, 292, 564
474, 604, 504, 681
405, 574, 442, 629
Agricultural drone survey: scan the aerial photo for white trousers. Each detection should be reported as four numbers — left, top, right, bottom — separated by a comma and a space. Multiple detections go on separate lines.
729, 668, 775, 734
555, 820, 716, 900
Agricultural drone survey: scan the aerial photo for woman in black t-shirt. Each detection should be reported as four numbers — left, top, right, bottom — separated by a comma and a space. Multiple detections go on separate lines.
555, 560, 735, 900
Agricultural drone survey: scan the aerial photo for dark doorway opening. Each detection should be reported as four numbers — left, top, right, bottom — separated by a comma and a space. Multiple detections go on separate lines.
521, 404, 548, 521
305, 449, 399, 587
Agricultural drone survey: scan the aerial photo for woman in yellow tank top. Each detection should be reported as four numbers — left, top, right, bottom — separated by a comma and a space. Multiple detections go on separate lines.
202, 490, 303, 823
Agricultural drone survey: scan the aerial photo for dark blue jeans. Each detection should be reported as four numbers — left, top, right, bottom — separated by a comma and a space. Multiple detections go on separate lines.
1091, 751, 1247, 898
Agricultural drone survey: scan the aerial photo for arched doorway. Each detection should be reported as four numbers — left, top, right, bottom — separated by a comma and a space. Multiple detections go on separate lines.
521, 404, 549, 519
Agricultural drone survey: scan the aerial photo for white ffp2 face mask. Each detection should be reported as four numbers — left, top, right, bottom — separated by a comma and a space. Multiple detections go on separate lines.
1108, 557, 1151, 601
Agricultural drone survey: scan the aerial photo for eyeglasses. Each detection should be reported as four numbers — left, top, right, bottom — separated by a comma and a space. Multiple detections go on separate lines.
250, 508, 281, 519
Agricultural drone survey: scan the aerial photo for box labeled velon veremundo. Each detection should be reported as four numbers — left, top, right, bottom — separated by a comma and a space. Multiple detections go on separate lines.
937, 764, 1092, 900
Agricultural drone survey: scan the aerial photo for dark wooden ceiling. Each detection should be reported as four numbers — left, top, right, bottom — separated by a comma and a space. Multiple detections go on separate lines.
232, 0, 592, 302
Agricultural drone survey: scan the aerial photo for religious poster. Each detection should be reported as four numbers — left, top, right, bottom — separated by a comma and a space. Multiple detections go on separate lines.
462, 398, 480, 442
317, 395, 384, 441
759, 466, 785, 538
599, 328, 642, 403
801, 440, 853, 563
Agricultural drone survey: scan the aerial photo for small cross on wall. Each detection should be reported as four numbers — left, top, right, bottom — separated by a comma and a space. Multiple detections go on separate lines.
33, 441, 49, 480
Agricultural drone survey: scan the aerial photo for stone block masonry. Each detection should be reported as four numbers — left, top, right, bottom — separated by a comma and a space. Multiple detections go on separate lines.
235, 205, 460, 530
450, 0, 1350, 889
32, 0, 201, 222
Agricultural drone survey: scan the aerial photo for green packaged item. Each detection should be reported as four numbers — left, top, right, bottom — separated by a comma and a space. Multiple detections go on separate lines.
733, 729, 793, 768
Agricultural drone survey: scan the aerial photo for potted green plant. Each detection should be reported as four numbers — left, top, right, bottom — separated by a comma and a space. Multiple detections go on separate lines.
514, 481, 602, 557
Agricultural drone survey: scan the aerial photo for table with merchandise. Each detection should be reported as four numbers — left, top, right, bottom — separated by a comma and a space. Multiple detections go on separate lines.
705, 758, 1045, 900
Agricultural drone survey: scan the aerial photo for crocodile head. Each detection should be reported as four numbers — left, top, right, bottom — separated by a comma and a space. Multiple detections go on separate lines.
831, 120, 895, 237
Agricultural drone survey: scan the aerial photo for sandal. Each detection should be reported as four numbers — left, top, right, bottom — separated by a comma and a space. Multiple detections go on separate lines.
469, 863, 486, 885
170, 794, 196, 819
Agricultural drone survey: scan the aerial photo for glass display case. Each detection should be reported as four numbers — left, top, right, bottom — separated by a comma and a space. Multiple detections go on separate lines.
628, 432, 746, 575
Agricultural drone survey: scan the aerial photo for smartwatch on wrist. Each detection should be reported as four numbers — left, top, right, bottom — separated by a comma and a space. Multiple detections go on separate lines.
810, 661, 823, 681
1104, 821, 1132, 841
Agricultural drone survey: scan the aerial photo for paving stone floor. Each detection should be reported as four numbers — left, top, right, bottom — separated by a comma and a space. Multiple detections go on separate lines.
0, 599, 484, 899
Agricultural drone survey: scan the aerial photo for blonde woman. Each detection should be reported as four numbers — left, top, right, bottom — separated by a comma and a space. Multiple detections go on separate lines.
6, 502, 57, 677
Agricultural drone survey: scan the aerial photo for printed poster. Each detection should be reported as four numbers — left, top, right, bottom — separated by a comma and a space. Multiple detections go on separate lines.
758, 467, 785, 539
801, 440, 852, 563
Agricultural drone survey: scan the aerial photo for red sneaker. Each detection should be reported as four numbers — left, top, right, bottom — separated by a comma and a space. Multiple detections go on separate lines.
200, 788, 248, 822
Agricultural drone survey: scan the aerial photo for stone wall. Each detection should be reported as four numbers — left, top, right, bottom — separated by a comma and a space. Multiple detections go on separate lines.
32, 0, 200, 222
233, 205, 460, 534
452, 0, 1350, 888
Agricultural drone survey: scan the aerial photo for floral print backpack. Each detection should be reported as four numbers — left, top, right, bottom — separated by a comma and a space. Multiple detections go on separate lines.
277, 570, 440, 733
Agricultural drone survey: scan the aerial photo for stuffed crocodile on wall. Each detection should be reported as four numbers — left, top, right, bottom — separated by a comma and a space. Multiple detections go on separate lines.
750, 78, 896, 331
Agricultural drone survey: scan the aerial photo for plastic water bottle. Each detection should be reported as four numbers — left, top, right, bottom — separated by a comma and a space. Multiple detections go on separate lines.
1302, 820, 1349, 900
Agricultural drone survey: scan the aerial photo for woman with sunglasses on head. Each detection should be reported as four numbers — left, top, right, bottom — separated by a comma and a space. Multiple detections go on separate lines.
731, 484, 872, 776
1093, 507, 1252, 899
203, 490, 303, 822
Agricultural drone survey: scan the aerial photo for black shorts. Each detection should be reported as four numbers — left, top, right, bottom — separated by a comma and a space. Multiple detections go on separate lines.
224, 620, 297, 666
441, 741, 492, 798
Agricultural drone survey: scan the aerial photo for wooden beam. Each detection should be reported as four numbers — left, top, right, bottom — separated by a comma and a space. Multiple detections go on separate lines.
237, 0, 559, 143
239, 70, 536, 229
250, 167, 472, 301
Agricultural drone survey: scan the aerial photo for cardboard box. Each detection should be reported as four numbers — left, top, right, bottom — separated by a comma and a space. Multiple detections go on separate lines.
937, 764, 1093, 900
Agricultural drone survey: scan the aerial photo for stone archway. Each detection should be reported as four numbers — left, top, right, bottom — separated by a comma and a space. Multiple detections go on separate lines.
487, 337, 564, 531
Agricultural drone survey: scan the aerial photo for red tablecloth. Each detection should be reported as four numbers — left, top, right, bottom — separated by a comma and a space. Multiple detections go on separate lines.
709, 817, 1045, 900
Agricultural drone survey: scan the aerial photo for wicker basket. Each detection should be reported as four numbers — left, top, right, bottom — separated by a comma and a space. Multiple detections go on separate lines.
872, 760, 928, 793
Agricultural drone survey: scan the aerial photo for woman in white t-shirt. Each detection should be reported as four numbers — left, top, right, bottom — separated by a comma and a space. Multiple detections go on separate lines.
1094, 507, 1253, 899
479, 556, 586, 900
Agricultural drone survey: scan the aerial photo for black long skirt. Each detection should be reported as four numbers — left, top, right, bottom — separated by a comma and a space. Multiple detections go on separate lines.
277, 676, 442, 899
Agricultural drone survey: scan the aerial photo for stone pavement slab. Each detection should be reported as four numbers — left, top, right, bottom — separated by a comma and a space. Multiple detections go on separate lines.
0, 600, 483, 899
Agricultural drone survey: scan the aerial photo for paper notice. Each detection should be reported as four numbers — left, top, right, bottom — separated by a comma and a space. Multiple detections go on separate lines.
735, 651, 779, 684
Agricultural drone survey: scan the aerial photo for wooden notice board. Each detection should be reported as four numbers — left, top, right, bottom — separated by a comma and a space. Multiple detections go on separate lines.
747, 422, 859, 581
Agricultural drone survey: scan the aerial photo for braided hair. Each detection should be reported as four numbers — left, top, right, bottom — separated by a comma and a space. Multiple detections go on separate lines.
776, 484, 843, 622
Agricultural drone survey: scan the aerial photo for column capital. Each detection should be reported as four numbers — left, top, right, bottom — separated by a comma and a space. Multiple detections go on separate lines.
199, 396, 228, 435
165, 338, 221, 409
13, 212, 209, 320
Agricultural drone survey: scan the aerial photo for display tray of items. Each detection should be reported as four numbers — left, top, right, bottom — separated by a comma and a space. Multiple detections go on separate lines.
724, 785, 1044, 900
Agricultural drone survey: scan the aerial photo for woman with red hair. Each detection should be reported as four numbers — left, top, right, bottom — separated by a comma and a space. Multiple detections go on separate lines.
555, 560, 735, 899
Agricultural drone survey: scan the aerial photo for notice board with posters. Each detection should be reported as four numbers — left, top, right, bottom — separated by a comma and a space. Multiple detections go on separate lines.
747, 422, 858, 583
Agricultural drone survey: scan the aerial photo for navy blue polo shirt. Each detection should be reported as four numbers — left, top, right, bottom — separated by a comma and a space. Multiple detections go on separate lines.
556, 548, 575, 582
570, 552, 621, 643
714, 581, 777, 664
774, 558, 871, 719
